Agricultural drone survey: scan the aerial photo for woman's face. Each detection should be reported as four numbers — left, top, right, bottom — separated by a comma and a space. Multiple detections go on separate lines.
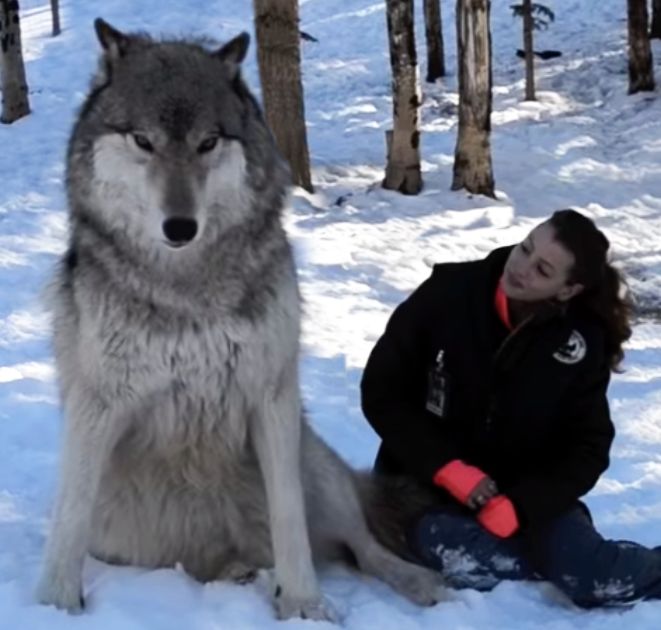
502, 222, 584, 303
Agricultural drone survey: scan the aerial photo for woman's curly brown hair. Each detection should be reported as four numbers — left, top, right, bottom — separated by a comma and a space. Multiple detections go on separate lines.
549, 209, 633, 372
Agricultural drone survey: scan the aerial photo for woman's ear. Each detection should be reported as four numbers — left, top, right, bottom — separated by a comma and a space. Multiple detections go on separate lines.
557, 282, 584, 302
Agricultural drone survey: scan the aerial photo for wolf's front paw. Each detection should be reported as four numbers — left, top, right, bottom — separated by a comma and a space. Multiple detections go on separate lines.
274, 590, 339, 622
36, 573, 85, 613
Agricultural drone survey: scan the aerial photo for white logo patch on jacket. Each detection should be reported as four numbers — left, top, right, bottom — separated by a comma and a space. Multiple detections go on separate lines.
553, 330, 586, 364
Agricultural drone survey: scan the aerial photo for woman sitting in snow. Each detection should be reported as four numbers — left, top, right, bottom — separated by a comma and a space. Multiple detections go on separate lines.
361, 209, 661, 607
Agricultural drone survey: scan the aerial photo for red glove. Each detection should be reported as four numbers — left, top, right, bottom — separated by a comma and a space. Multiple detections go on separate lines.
477, 495, 519, 538
433, 459, 487, 504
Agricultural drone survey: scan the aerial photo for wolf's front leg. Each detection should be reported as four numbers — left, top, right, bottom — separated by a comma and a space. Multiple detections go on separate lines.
37, 388, 126, 612
251, 375, 337, 622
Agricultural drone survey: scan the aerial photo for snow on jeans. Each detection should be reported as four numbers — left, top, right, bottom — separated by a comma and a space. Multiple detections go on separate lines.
409, 503, 661, 607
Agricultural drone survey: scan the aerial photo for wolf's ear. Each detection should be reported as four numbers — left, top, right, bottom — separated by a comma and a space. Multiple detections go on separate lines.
216, 32, 250, 78
94, 18, 131, 59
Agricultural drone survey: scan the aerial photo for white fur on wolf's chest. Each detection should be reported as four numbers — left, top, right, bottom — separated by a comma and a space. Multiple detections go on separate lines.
86, 309, 261, 447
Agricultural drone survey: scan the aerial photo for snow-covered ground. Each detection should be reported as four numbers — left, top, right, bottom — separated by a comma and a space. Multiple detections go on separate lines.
2, 1, 661, 628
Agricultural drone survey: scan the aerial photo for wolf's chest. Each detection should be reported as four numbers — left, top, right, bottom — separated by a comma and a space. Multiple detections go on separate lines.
91, 313, 247, 400
157, 324, 240, 387
93, 315, 255, 450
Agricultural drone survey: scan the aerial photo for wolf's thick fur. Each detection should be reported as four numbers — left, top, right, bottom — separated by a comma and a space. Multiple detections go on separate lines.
36, 19, 445, 620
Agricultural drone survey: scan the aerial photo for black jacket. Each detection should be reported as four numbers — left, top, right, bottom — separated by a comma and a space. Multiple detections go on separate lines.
361, 246, 614, 530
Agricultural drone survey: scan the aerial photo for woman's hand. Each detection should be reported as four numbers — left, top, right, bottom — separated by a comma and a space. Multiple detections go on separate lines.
433, 462, 518, 536
434, 460, 496, 506
467, 476, 498, 510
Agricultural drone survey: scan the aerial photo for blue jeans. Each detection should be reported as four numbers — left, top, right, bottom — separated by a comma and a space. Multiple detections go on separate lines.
409, 504, 661, 607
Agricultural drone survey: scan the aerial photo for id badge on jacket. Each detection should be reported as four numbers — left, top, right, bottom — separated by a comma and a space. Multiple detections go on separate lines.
426, 349, 451, 418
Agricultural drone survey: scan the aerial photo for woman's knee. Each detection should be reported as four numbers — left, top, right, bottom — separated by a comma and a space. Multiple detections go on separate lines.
408, 509, 533, 586
410, 509, 485, 561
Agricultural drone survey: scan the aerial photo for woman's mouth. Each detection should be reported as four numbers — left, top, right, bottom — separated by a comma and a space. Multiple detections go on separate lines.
506, 270, 525, 290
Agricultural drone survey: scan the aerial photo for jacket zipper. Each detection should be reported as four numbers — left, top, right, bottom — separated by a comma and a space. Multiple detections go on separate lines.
486, 314, 536, 429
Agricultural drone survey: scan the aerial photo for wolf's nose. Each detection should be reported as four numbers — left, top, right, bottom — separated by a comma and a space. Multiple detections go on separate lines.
162, 218, 198, 245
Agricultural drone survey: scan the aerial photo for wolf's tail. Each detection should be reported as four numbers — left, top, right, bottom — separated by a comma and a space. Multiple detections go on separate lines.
353, 471, 440, 561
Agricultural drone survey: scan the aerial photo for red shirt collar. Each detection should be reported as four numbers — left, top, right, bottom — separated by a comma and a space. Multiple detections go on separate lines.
494, 277, 513, 330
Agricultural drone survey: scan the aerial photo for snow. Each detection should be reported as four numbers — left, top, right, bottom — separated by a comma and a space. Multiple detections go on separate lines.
2, 0, 661, 627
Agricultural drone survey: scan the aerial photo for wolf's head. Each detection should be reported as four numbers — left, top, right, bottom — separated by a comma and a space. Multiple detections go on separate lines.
68, 19, 289, 258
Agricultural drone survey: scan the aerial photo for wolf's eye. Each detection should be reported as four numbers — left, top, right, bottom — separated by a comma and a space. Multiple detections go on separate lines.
197, 136, 219, 154
132, 133, 154, 153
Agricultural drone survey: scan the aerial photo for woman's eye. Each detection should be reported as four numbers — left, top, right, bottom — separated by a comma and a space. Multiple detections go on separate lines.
537, 265, 550, 278
197, 136, 219, 154
520, 243, 530, 255
132, 134, 154, 153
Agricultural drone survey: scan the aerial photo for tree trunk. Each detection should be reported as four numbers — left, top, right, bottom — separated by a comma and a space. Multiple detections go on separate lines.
628, 0, 655, 93
0, 0, 30, 124
383, 0, 422, 195
651, 0, 661, 39
522, 0, 535, 100
452, 0, 494, 198
253, 0, 313, 192
50, 0, 60, 36
423, 0, 445, 82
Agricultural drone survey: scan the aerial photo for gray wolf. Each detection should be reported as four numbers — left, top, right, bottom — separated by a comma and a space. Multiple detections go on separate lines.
35, 19, 446, 621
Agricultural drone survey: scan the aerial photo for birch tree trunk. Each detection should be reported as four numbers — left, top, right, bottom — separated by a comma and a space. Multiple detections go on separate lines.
627, 0, 654, 93
423, 0, 445, 82
650, 0, 661, 39
452, 0, 494, 197
0, 0, 30, 124
253, 0, 313, 192
383, 0, 422, 195
522, 0, 535, 100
